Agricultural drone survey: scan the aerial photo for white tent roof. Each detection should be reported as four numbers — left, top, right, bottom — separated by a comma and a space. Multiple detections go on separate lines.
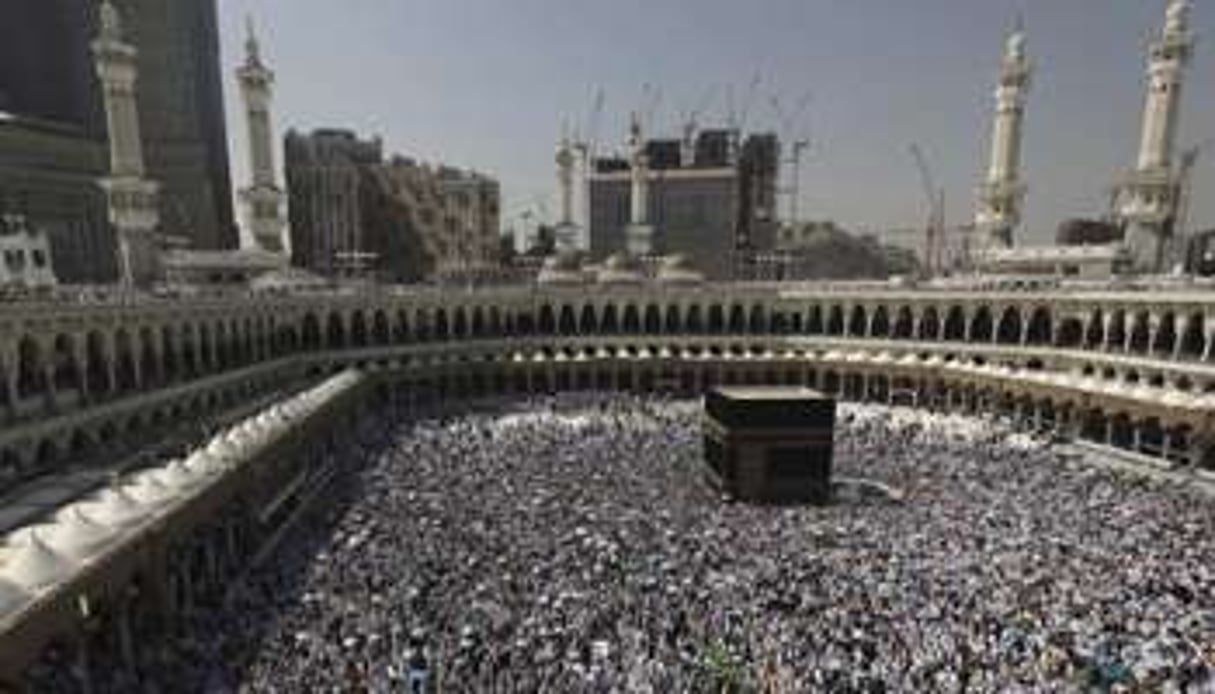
0, 530, 76, 592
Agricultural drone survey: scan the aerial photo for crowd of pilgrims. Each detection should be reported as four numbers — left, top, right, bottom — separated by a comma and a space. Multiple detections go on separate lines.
24, 393, 1215, 692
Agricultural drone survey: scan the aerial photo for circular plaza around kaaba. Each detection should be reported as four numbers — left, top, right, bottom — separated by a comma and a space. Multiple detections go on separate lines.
23, 394, 1208, 691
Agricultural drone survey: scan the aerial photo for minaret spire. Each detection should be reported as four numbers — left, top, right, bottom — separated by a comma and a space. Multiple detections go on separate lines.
1117, 0, 1194, 273
974, 18, 1032, 249
625, 112, 654, 256
554, 121, 578, 254
93, 0, 162, 287
237, 15, 288, 255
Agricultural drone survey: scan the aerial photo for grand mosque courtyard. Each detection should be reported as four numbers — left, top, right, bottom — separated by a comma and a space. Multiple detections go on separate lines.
28, 394, 1209, 692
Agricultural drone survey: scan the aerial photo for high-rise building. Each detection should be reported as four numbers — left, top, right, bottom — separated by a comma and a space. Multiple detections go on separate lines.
0, 0, 112, 283
587, 127, 779, 280
285, 129, 500, 283
111, 0, 236, 250
0, 0, 236, 284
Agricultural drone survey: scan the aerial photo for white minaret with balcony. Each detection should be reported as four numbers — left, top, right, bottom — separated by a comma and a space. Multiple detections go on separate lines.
625, 113, 654, 256
554, 131, 579, 254
975, 21, 1032, 249
1117, 0, 1194, 273
93, 0, 160, 287
237, 18, 288, 255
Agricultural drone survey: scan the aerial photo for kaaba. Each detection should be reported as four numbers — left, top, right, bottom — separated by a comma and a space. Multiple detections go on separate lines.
702, 386, 835, 504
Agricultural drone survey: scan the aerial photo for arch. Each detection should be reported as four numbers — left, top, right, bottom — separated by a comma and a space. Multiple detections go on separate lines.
15, 336, 47, 402
433, 308, 450, 340
214, 321, 229, 370
579, 305, 597, 334
326, 312, 346, 350
664, 304, 681, 334
538, 304, 557, 335
892, 306, 913, 339
943, 306, 966, 341
161, 325, 179, 382
644, 305, 662, 334
917, 307, 940, 341
113, 329, 136, 392
471, 307, 486, 339
373, 310, 391, 345
350, 311, 369, 348
394, 310, 410, 343
414, 308, 432, 341
622, 305, 641, 334
769, 310, 789, 335
51, 334, 80, 394
1025, 306, 1053, 346
85, 331, 111, 395
453, 307, 469, 340
728, 305, 747, 334
707, 305, 725, 334
139, 326, 159, 386
826, 306, 845, 336
1178, 313, 1205, 359
686, 305, 703, 333
1107, 310, 1127, 350
970, 306, 993, 343
601, 304, 620, 334
1127, 312, 1150, 353
748, 304, 766, 334
1084, 309, 1105, 349
870, 306, 890, 339
1055, 317, 1083, 349
559, 305, 578, 336
489, 307, 503, 337
848, 306, 868, 338
1152, 313, 1176, 356
805, 306, 824, 335
302, 313, 322, 350
995, 307, 1022, 345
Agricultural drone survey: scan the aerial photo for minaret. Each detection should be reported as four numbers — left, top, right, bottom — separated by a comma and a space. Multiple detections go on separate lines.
93, 0, 161, 287
237, 18, 288, 255
625, 112, 654, 256
554, 129, 578, 254
975, 20, 1032, 249
1118, 0, 1194, 273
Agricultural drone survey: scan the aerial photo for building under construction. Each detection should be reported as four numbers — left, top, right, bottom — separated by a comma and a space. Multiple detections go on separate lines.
587, 128, 779, 280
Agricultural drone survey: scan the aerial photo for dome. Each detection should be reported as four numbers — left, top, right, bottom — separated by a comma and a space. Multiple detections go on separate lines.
537, 252, 586, 286
82, 487, 144, 528
159, 459, 203, 490
0, 530, 74, 593
45, 508, 113, 560
125, 471, 177, 505
656, 254, 704, 285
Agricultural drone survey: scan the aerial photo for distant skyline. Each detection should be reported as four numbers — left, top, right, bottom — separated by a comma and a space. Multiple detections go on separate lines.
217, 0, 1213, 246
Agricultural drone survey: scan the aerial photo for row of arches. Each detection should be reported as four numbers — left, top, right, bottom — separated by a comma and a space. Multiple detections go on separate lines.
5, 297, 1213, 428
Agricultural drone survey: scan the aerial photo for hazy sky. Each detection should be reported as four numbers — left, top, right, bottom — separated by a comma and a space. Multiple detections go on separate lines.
217, 0, 1213, 245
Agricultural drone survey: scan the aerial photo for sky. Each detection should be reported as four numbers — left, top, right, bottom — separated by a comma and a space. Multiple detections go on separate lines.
217, 0, 1214, 246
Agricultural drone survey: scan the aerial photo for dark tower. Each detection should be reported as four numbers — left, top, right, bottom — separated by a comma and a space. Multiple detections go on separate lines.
114, 0, 237, 250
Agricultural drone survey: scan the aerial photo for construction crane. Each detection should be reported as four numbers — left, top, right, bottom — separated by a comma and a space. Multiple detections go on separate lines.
725, 73, 763, 160
678, 85, 718, 159
771, 91, 813, 227
639, 82, 663, 134
909, 143, 946, 277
